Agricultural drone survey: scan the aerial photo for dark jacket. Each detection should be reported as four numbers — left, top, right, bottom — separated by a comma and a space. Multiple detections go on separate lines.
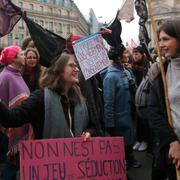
0, 89, 95, 139
23, 66, 41, 92
132, 59, 149, 86
0, 131, 8, 162
147, 63, 178, 169
78, 72, 104, 136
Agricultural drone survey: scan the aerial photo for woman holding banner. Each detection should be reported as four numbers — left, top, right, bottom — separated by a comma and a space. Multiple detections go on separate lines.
0, 53, 94, 141
148, 19, 180, 180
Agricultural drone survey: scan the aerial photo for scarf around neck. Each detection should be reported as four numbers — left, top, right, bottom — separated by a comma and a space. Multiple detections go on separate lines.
43, 88, 89, 139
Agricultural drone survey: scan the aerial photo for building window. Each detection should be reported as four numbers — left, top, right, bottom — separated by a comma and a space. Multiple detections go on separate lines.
29, 4, 34, 10
64, 0, 69, 7
49, 22, 53, 31
49, 8, 53, 14
39, 20, 44, 27
67, 24, 70, 33
52, 0, 56, 4
19, 2, 23, 8
19, 34, 24, 46
57, 23, 62, 33
67, 10, 70, 17
58, 10, 61, 16
7, 33, 13, 45
64, 0, 72, 7
56, 0, 63, 5
39, 6, 43, 12
18, 19, 24, 29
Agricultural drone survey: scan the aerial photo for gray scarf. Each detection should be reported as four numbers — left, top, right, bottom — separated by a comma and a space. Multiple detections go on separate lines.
43, 88, 89, 139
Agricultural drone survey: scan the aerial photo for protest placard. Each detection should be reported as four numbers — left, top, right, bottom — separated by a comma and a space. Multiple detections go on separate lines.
20, 137, 126, 180
73, 34, 110, 80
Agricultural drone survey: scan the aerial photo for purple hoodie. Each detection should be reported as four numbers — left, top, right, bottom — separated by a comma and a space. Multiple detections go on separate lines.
0, 66, 31, 150
0, 66, 30, 108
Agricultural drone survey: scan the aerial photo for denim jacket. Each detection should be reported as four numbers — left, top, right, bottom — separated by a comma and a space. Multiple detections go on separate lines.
102, 65, 134, 145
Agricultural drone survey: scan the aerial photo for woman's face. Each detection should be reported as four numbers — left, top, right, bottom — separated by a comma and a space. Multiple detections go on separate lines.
159, 30, 180, 58
122, 49, 129, 63
63, 57, 79, 87
14, 51, 25, 66
132, 51, 143, 62
25, 51, 38, 68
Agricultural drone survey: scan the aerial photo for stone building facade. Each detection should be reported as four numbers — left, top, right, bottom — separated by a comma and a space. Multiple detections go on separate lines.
0, 0, 90, 47
147, 0, 180, 46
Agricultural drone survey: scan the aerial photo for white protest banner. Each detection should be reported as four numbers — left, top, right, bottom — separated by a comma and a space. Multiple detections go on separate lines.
73, 33, 110, 80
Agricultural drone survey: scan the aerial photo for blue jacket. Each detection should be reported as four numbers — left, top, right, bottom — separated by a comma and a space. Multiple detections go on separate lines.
102, 65, 134, 145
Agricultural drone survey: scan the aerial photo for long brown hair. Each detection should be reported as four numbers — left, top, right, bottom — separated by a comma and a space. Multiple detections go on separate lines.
39, 53, 83, 103
158, 19, 180, 41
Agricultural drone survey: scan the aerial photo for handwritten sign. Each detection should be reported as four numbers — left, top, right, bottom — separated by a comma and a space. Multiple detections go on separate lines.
20, 137, 126, 180
73, 34, 110, 80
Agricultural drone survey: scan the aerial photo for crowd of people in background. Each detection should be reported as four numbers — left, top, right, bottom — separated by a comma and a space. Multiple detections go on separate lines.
0, 19, 179, 180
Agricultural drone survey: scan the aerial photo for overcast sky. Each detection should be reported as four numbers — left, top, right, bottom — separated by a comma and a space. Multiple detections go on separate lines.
73, 0, 140, 44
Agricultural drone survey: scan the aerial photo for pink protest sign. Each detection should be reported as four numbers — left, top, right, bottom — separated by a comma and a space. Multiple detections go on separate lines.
73, 34, 110, 80
20, 137, 126, 180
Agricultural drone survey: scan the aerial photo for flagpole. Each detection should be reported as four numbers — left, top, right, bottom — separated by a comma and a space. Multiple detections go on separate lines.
147, 0, 180, 179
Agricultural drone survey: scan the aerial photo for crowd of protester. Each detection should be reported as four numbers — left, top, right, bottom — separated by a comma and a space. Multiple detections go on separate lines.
0, 19, 179, 180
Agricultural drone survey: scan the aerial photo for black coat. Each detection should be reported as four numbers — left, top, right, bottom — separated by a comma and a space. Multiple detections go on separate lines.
23, 67, 41, 92
0, 89, 95, 139
78, 73, 104, 136
147, 70, 178, 169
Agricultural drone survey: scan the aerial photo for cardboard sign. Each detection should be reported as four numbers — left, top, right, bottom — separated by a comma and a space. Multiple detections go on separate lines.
20, 137, 126, 180
73, 34, 110, 80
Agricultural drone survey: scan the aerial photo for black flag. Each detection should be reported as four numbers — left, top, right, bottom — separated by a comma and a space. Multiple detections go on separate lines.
100, 11, 122, 47
0, 0, 22, 37
22, 12, 66, 67
135, 0, 153, 62
135, 0, 151, 45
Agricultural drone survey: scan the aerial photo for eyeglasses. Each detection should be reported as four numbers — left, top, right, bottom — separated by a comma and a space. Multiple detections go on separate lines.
68, 63, 78, 69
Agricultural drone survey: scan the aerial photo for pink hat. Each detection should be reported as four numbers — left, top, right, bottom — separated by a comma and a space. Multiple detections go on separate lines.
0, 45, 21, 66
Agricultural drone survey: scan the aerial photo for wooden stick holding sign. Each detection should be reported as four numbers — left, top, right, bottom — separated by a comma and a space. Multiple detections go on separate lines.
147, 0, 180, 179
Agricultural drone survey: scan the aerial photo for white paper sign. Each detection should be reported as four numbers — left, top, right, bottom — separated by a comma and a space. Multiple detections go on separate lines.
73, 34, 110, 80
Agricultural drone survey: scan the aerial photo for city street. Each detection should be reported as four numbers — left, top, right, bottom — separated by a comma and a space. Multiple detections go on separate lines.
128, 151, 152, 180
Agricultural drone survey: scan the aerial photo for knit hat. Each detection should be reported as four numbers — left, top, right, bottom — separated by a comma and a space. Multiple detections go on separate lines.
0, 45, 21, 66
